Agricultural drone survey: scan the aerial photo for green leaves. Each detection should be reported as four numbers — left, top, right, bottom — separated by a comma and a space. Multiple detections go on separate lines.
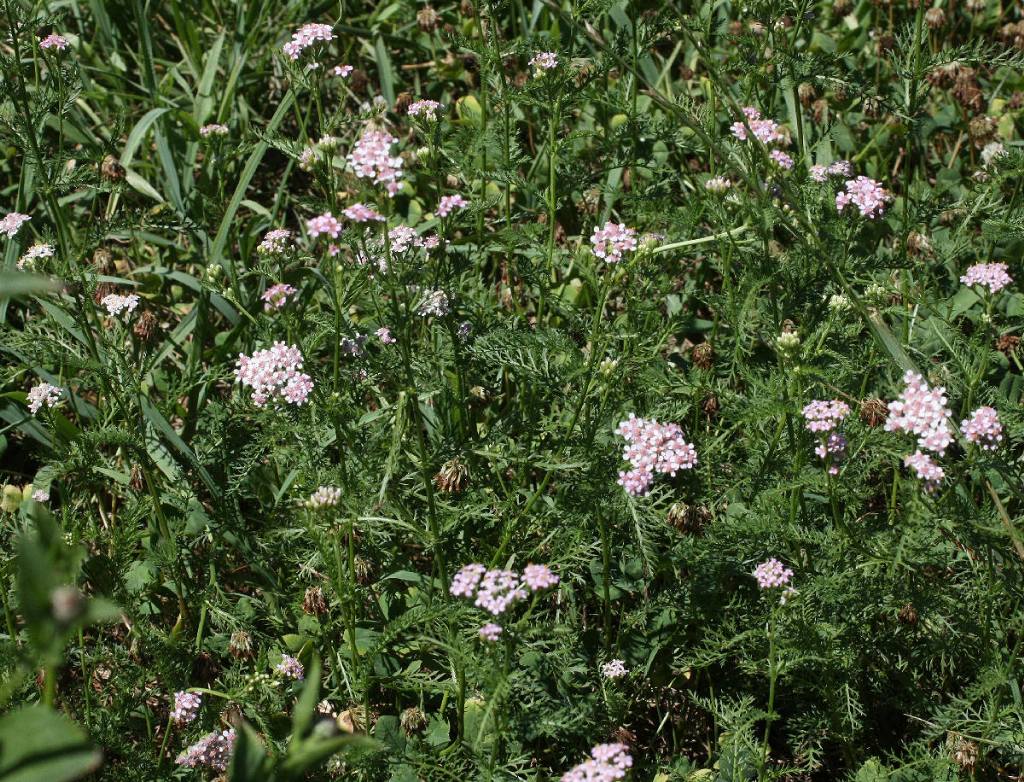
0, 706, 101, 782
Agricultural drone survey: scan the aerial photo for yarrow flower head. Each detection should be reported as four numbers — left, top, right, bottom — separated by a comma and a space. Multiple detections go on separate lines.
17, 243, 54, 270
810, 160, 851, 182
332, 64, 353, 77
961, 406, 1003, 451
307, 212, 342, 240
903, 450, 944, 493
705, 176, 732, 193
306, 485, 341, 508
451, 563, 558, 616
343, 203, 384, 223
275, 653, 304, 680
32, 488, 49, 502
590, 222, 638, 264
770, 149, 794, 169
417, 289, 450, 318
1, 212, 30, 239
407, 100, 442, 120
347, 126, 404, 196
282, 23, 334, 60
560, 743, 633, 782
176, 729, 236, 772
478, 623, 502, 642
257, 228, 293, 255
376, 326, 396, 344
261, 283, 297, 311
960, 262, 1012, 294
27, 382, 61, 414
835, 176, 890, 219
730, 107, 785, 145
39, 33, 69, 51
436, 194, 468, 217
101, 293, 140, 318
753, 558, 794, 590
529, 51, 558, 74
885, 371, 953, 456
199, 123, 228, 138
171, 691, 201, 725
615, 414, 698, 496
802, 399, 852, 474
234, 342, 314, 407
601, 659, 628, 679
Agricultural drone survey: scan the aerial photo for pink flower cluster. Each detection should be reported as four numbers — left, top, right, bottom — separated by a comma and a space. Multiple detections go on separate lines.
39, 34, 69, 51
347, 126, 404, 196
961, 406, 1003, 451
478, 622, 502, 642
835, 176, 890, 219
730, 107, 785, 145
436, 194, 468, 217
810, 160, 852, 182
307, 212, 342, 239
27, 382, 61, 414
451, 563, 559, 616
101, 293, 140, 318
282, 23, 334, 60
590, 222, 637, 264
261, 283, 297, 311
802, 400, 851, 474
529, 51, 558, 71
234, 342, 313, 407
417, 289, 450, 317
376, 326, 396, 344
601, 659, 628, 679
332, 64, 353, 78
960, 262, 1012, 294
176, 729, 236, 772
1, 212, 30, 239
886, 372, 953, 490
886, 372, 952, 456
560, 744, 633, 782
344, 203, 384, 222
171, 691, 201, 725
257, 228, 292, 255
275, 653, 304, 680
199, 123, 228, 137
902, 451, 944, 493
753, 558, 794, 589
770, 149, 794, 169
408, 100, 442, 120
615, 414, 698, 496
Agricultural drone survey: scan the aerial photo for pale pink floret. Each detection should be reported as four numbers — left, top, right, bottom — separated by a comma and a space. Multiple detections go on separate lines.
961, 406, 1003, 451
27, 382, 61, 414
343, 203, 384, 222
275, 653, 304, 680
258, 228, 293, 255
307, 212, 342, 239
615, 414, 697, 496
478, 623, 502, 642
282, 23, 334, 60
529, 51, 558, 71
801, 400, 851, 433
522, 564, 559, 591
347, 126, 404, 197
451, 563, 557, 616
39, 34, 69, 51
1, 212, 30, 239
885, 371, 953, 456
753, 558, 794, 589
234, 342, 314, 407
601, 659, 628, 679
770, 149, 794, 169
436, 194, 468, 217
407, 100, 442, 120
332, 64, 353, 77
960, 262, 1012, 294
101, 293, 140, 318
375, 326, 396, 344
171, 691, 201, 725
903, 450, 944, 492
730, 107, 785, 145
261, 283, 297, 311
450, 564, 486, 598
835, 176, 890, 219
560, 744, 633, 782
590, 222, 637, 264
176, 729, 236, 772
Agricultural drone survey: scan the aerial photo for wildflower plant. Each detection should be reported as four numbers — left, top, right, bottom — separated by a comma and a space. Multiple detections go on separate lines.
2, 0, 1024, 779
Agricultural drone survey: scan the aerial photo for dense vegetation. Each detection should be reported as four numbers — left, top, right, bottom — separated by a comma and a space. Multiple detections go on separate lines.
2, 0, 1024, 779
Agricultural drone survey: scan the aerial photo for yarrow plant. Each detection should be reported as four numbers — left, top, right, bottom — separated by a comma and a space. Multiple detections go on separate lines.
961, 406, 1003, 451
275, 653, 304, 680
835, 176, 890, 218
305, 485, 341, 508
199, 123, 228, 138
450, 563, 559, 616
175, 729, 236, 772
171, 691, 201, 725
27, 382, 61, 414
282, 23, 334, 60
753, 558, 794, 590
729, 106, 786, 145
436, 194, 468, 217
601, 659, 628, 679
17, 243, 54, 270
960, 262, 1012, 294
615, 414, 697, 496
528, 51, 558, 74
39, 33, 69, 51
0, 212, 30, 238
801, 400, 851, 474
234, 343, 314, 407
407, 99, 442, 120
257, 228, 293, 255
100, 293, 140, 318
346, 126, 404, 196
261, 283, 297, 311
